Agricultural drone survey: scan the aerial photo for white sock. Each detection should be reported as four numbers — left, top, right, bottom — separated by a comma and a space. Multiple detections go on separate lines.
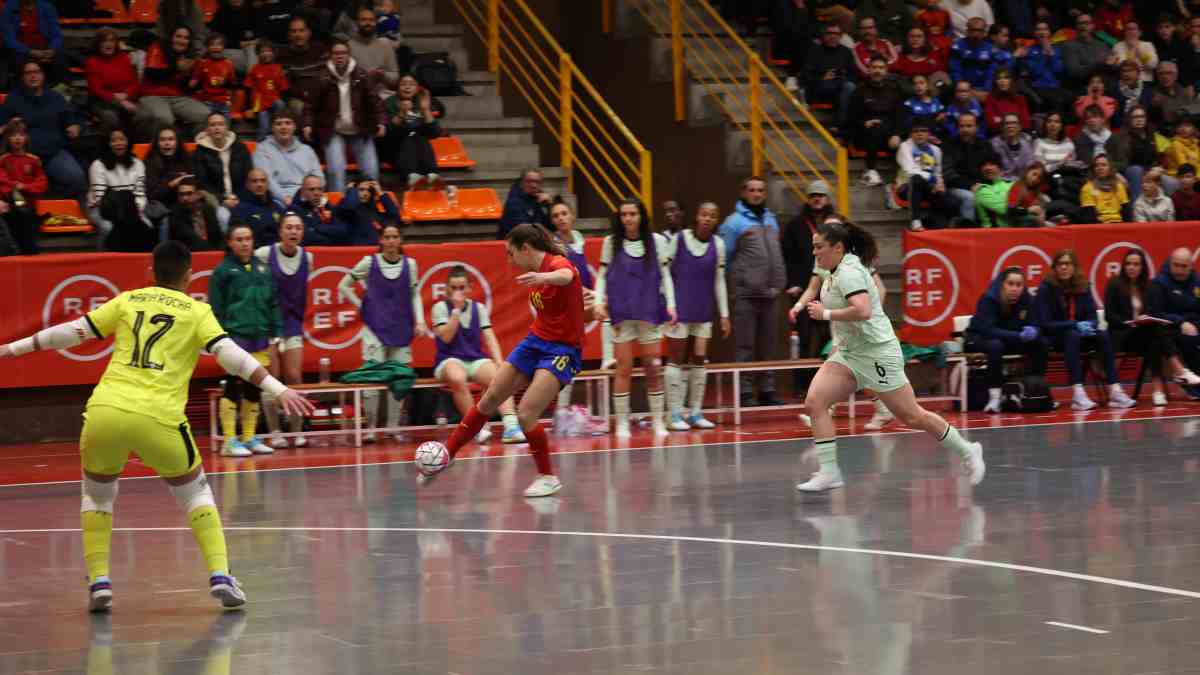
602, 322, 615, 364
937, 423, 972, 459
815, 438, 839, 473
987, 387, 1001, 402
557, 381, 573, 409
501, 412, 519, 430
1110, 383, 1123, 395
688, 365, 708, 416
648, 390, 665, 424
614, 392, 630, 425
664, 364, 683, 416
1073, 383, 1087, 398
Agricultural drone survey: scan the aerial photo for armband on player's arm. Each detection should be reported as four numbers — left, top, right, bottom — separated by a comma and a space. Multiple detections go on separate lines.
210, 337, 288, 397
9, 317, 96, 356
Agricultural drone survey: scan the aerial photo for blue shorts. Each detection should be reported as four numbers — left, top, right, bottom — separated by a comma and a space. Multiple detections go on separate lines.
507, 334, 581, 387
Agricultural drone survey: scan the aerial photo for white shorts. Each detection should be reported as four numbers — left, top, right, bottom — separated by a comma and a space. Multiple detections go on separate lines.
434, 357, 494, 380
664, 322, 712, 340
827, 341, 908, 393
276, 336, 304, 352
361, 330, 412, 365
612, 320, 663, 344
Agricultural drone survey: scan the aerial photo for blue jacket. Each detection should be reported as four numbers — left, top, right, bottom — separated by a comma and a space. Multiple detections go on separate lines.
1018, 44, 1064, 89
950, 38, 999, 91
1151, 260, 1200, 325
1032, 279, 1098, 334
292, 188, 349, 246
335, 188, 399, 246
719, 199, 785, 298
719, 199, 779, 260
229, 191, 287, 246
0, 85, 78, 158
498, 180, 549, 238
966, 269, 1035, 340
1, 0, 62, 58
904, 97, 945, 130
942, 99, 986, 140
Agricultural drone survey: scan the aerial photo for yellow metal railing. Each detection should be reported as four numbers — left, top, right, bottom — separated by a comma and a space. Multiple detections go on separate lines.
626, 0, 850, 215
452, 0, 652, 212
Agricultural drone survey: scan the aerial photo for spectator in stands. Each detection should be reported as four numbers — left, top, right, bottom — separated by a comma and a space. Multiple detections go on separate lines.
1112, 21, 1159, 82
190, 34, 238, 117
144, 126, 193, 212
988, 24, 1015, 73
230, 168, 285, 244
1033, 249, 1137, 410
783, 180, 836, 357
941, 0, 994, 39
209, 0, 257, 75
293, 173, 348, 245
1176, 18, 1200, 87
0, 121, 44, 254
847, 56, 904, 186
904, 74, 946, 133
855, 0, 910, 45
775, 0, 814, 93
348, 6, 399, 93
1114, 60, 1155, 128
991, 113, 1035, 180
295, 0, 334, 43
137, 27, 210, 141
336, 178, 397, 245
896, 119, 952, 231
193, 112, 252, 226
0, 60, 84, 198
85, 28, 140, 135
498, 168, 552, 238
1172, 163, 1200, 218
1074, 74, 1118, 125
893, 27, 949, 88
662, 199, 685, 234
1149, 61, 1195, 131
993, 0, 1032, 38
943, 112, 995, 226
303, 39, 385, 193
157, 0, 207, 53
974, 156, 1013, 226
916, 0, 953, 54
1152, 248, 1200, 381
1112, 105, 1162, 201
852, 16, 899, 77
277, 16, 329, 120
719, 177, 784, 407
943, 79, 985, 139
167, 177, 222, 250
331, 0, 374, 41
0, 0, 66, 85
983, 69, 1030, 134
1095, 0, 1134, 37
950, 18, 999, 95
89, 128, 152, 251
1134, 171, 1176, 221
964, 267, 1049, 413
1079, 154, 1132, 223
1061, 14, 1116, 91
253, 110, 321, 206
1006, 162, 1056, 226
383, 73, 441, 190
1107, 248, 1200, 406
245, 42, 289, 141
803, 23, 857, 134
1165, 117, 1200, 183
1017, 21, 1070, 114
254, 0, 293, 46
1073, 105, 1118, 164
1153, 15, 1186, 68
1034, 112, 1077, 172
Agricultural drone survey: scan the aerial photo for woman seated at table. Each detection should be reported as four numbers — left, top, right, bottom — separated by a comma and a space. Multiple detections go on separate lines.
964, 267, 1049, 413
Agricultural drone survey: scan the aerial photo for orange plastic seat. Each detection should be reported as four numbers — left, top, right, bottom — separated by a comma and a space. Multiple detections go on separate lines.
325, 191, 343, 206
402, 190, 462, 222
128, 0, 157, 23
38, 200, 94, 234
456, 188, 502, 220
431, 136, 476, 169
132, 143, 150, 160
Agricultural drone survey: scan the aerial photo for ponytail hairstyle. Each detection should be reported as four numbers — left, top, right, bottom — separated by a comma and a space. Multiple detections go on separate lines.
609, 197, 655, 264
816, 219, 878, 268
506, 222, 565, 256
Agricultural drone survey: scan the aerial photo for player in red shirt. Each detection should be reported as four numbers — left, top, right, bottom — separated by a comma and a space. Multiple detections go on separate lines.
190, 34, 237, 114
420, 223, 588, 497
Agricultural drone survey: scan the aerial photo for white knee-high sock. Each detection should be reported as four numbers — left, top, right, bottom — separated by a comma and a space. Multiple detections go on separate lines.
614, 392, 631, 425
664, 363, 684, 416
688, 365, 708, 416
815, 438, 840, 473
648, 390, 665, 423
937, 423, 972, 458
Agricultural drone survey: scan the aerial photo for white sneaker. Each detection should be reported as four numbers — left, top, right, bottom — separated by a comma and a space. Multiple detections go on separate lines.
209, 574, 247, 608
220, 440, 251, 457
244, 437, 274, 455
362, 432, 378, 444
910, 219, 924, 232
653, 419, 669, 437
475, 426, 493, 444
799, 413, 812, 427
864, 402, 895, 430
784, 75, 799, 92
686, 413, 715, 429
523, 474, 563, 498
293, 436, 308, 448
982, 397, 1002, 414
269, 434, 288, 449
1108, 387, 1136, 409
1174, 369, 1200, 386
796, 470, 845, 492
615, 418, 631, 439
1153, 390, 1168, 406
1071, 390, 1098, 411
88, 579, 113, 613
962, 442, 985, 486
861, 169, 883, 186
668, 413, 691, 431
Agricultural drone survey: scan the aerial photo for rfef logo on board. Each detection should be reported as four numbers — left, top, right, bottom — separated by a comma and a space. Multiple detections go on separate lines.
42, 274, 120, 362
305, 265, 360, 350
902, 248, 959, 328
1090, 242, 1152, 306
992, 244, 1054, 292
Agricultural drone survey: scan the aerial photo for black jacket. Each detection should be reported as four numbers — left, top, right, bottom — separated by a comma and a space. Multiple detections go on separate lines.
846, 79, 904, 134
966, 269, 1036, 341
781, 205, 833, 290
803, 44, 857, 87
292, 188, 350, 246
942, 136, 998, 191
168, 202, 223, 251
1031, 279, 1099, 335
192, 139, 253, 200
1104, 278, 1167, 329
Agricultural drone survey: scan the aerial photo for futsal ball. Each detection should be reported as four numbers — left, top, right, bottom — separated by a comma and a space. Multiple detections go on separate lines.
415, 441, 449, 475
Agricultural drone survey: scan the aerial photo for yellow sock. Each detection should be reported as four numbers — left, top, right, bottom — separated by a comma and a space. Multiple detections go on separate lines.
239, 401, 261, 443
219, 398, 239, 444
188, 505, 230, 575
81, 511, 113, 582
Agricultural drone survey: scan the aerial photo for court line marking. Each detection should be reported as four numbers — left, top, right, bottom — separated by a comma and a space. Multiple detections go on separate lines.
1044, 621, 1110, 635
1, 410, 1197, 490
2, 525, 1200, 602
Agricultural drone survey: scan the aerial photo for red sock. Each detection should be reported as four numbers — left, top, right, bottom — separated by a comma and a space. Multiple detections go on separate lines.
524, 423, 554, 475
446, 406, 489, 459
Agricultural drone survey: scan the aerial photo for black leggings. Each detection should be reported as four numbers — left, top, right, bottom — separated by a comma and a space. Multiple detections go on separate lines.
1111, 325, 1179, 377
1049, 329, 1117, 385
223, 378, 261, 404
964, 335, 1050, 387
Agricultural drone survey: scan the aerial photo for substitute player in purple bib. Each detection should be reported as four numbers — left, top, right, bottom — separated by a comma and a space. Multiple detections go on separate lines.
787, 220, 985, 492
664, 202, 730, 430
548, 199, 602, 421
255, 212, 313, 449
0, 242, 314, 611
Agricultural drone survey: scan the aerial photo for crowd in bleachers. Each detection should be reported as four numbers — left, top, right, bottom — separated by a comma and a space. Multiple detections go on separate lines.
0, 0, 455, 256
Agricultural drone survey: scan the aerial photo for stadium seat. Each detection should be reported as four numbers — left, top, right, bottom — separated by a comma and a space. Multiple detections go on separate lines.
402, 190, 462, 222
431, 137, 476, 169
456, 188, 502, 220
325, 191, 343, 206
128, 0, 157, 23
60, 0, 128, 24
132, 143, 150, 160
38, 200, 93, 234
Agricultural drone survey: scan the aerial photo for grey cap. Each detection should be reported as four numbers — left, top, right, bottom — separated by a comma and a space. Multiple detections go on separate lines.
807, 180, 831, 196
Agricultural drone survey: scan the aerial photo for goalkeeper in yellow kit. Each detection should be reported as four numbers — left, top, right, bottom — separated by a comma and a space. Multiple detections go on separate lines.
0, 241, 314, 612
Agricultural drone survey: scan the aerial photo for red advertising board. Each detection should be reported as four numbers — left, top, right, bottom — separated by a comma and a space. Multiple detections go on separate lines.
901, 223, 1200, 345
0, 239, 604, 389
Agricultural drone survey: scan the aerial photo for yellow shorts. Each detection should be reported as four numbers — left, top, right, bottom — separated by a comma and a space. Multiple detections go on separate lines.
251, 350, 271, 367
81, 405, 201, 478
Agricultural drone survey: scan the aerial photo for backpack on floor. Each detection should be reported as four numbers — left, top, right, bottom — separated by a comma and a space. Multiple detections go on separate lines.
412, 52, 465, 96
1002, 375, 1054, 413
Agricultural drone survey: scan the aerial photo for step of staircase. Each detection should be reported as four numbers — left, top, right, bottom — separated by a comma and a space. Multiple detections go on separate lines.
441, 117, 534, 146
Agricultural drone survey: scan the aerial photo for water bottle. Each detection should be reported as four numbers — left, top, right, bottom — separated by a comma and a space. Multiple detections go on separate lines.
318, 357, 331, 383
446, 185, 458, 207
789, 331, 800, 359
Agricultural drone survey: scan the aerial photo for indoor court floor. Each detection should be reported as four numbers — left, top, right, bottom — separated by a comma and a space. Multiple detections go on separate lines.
3, 406, 1200, 674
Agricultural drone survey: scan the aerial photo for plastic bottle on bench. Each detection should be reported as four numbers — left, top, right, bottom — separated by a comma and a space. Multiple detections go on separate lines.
446, 185, 458, 209
789, 331, 800, 360
319, 357, 331, 384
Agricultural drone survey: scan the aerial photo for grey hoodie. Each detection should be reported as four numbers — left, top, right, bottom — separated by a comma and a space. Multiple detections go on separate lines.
252, 135, 324, 203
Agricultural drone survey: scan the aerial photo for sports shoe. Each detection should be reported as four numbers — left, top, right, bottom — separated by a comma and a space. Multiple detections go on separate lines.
293, 436, 308, 448
668, 413, 691, 431
474, 426, 493, 444
864, 401, 895, 430
784, 75, 800, 92
1153, 390, 1168, 406
88, 578, 112, 613
687, 413, 715, 429
1070, 389, 1098, 411
362, 432, 378, 444
615, 418, 631, 439
269, 434, 288, 449
502, 426, 527, 443
795, 470, 845, 492
1174, 369, 1200, 386
244, 437, 274, 454
653, 419, 669, 437
861, 169, 883, 186
910, 219, 924, 232
220, 439, 251, 457
962, 442, 986, 485
1108, 387, 1136, 409
209, 574, 247, 609
982, 397, 1002, 414
523, 474, 563, 498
